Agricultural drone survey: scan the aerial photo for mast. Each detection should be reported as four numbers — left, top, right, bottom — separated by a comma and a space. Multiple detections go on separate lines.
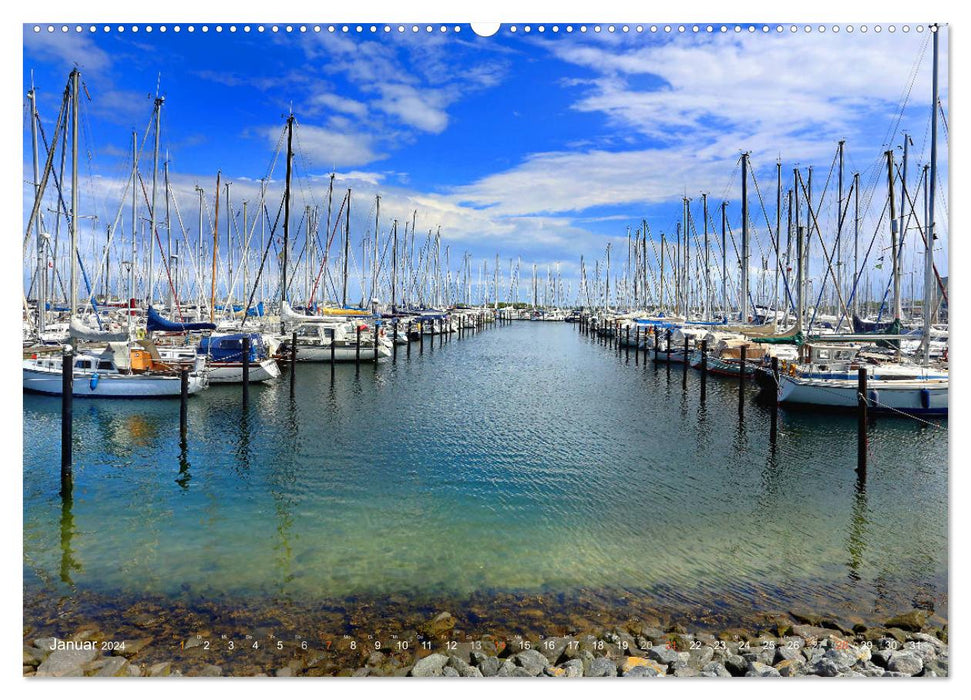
740, 152, 750, 323
304, 204, 311, 304
210, 172, 220, 323
226, 181, 233, 303
702, 194, 710, 321
282, 113, 294, 310
164, 158, 173, 310
900, 135, 909, 320
29, 81, 48, 333
372, 195, 380, 308
853, 173, 860, 319
195, 185, 204, 302
660, 233, 666, 313
605, 243, 611, 311
242, 200, 249, 306
836, 142, 844, 319
147, 95, 163, 306
886, 150, 901, 333
922, 25, 939, 365
342, 189, 351, 308
69, 69, 79, 320
391, 219, 398, 313
720, 202, 727, 318
774, 161, 782, 330
130, 131, 138, 330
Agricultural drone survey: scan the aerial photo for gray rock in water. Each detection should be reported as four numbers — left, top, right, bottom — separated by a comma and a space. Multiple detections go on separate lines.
646, 646, 680, 667
442, 666, 460, 677
886, 651, 923, 676
412, 653, 449, 677
514, 648, 549, 676
746, 661, 781, 677
559, 659, 584, 677
36, 647, 100, 677
723, 653, 747, 677
586, 657, 617, 677
447, 655, 474, 676
701, 661, 732, 678
91, 657, 128, 677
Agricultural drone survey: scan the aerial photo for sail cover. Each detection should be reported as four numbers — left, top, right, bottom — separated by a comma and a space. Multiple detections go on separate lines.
146, 307, 217, 332
69, 317, 129, 342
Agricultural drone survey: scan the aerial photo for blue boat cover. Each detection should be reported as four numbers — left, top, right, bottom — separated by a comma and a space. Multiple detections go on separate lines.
147, 306, 217, 332
197, 333, 266, 362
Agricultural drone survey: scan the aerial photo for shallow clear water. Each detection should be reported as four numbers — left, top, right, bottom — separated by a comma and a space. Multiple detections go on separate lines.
23, 322, 947, 619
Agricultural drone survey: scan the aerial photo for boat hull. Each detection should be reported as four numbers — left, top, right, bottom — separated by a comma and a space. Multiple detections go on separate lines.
778, 375, 948, 415
207, 358, 280, 383
293, 343, 392, 362
22, 364, 208, 398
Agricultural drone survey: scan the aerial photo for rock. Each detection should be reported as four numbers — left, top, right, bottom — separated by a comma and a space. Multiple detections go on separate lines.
447, 655, 472, 675
199, 664, 222, 677
687, 644, 714, 669
36, 647, 100, 677
32, 637, 57, 651
870, 648, 893, 668
922, 658, 948, 677
746, 661, 781, 677
859, 661, 885, 677
883, 610, 930, 632
673, 667, 700, 677
624, 665, 662, 677
117, 637, 154, 658
538, 637, 570, 664
646, 645, 680, 667
88, 657, 128, 677
823, 645, 869, 671
789, 609, 823, 626
774, 658, 804, 677
411, 653, 449, 677
886, 651, 923, 676
184, 636, 204, 650
790, 624, 841, 643
774, 644, 801, 663
497, 660, 532, 677
148, 661, 172, 677
723, 653, 747, 677
424, 612, 456, 637
442, 666, 460, 677
909, 641, 938, 664
559, 659, 584, 677
352, 667, 370, 677
23, 645, 48, 665
586, 657, 617, 677
471, 652, 499, 677
620, 657, 666, 676
808, 658, 840, 677
513, 649, 549, 676
700, 661, 732, 678
910, 632, 946, 650
127, 664, 141, 677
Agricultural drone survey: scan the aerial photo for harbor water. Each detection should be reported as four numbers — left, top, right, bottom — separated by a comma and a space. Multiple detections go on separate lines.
23, 322, 947, 628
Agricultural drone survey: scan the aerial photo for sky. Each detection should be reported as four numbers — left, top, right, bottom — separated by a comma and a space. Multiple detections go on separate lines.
21, 22, 949, 308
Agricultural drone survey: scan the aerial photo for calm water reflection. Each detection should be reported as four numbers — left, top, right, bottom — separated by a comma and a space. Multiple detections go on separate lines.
24, 322, 947, 618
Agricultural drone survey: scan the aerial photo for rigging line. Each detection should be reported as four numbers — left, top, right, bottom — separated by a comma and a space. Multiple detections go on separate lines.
748, 166, 797, 315
240, 196, 286, 324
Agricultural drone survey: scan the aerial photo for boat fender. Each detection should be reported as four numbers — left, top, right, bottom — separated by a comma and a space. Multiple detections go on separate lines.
788, 364, 797, 377
90, 373, 99, 390
868, 389, 879, 406
921, 388, 931, 410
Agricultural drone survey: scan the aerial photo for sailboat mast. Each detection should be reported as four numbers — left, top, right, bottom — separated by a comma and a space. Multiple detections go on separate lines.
29, 82, 48, 333
210, 172, 220, 323
774, 162, 782, 330
69, 69, 80, 320
886, 150, 901, 330
148, 95, 162, 306
342, 189, 351, 308
282, 114, 294, 308
391, 219, 398, 313
164, 158, 173, 310
922, 25, 940, 365
740, 152, 750, 323
372, 195, 380, 308
130, 131, 138, 328
720, 202, 727, 318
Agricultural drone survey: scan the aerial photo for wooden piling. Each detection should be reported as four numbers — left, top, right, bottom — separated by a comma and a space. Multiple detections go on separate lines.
374, 322, 380, 364
857, 367, 868, 476
60, 347, 74, 495
770, 356, 779, 440
179, 366, 188, 441
700, 339, 708, 402
241, 335, 250, 408
738, 345, 746, 417
634, 326, 640, 365
330, 328, 336, 379
393, 319, 398, 362
666, 328, 672, 361
291, 331, 298, 394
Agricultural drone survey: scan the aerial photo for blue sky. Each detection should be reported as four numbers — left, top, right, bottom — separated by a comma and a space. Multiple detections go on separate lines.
22, 22, 948, 307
